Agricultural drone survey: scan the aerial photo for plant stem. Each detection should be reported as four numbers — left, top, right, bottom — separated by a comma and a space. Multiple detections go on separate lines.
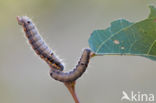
64, 81, 80, 103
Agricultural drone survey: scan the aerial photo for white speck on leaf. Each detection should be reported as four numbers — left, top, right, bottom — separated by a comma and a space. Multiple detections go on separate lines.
114, 40, 120, 44
121, 46, 125, 50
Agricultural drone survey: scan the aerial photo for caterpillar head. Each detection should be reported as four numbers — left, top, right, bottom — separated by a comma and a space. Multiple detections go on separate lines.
17, 16, 32, 25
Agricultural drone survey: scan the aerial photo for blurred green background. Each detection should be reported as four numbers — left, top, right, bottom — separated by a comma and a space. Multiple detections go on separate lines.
0, 0, 156, 103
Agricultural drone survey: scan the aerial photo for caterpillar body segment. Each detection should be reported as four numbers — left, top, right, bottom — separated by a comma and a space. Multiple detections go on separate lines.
50, 48, 91, 82
17, 16, 64, 71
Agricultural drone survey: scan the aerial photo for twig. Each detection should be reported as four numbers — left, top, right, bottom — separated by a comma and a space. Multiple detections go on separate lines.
64, 81, 80, 103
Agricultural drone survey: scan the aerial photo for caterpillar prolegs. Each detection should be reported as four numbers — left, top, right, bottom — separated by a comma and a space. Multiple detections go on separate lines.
17, 16, 93, 82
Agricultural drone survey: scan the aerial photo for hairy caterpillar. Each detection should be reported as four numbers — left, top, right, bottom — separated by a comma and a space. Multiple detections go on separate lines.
17, 16, 93, 82
17, 16, 64, 71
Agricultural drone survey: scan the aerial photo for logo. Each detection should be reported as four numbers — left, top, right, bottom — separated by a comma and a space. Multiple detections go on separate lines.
121, 91, 155, 102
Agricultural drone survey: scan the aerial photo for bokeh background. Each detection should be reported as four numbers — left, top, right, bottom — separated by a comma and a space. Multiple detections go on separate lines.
0, 0, 156, 103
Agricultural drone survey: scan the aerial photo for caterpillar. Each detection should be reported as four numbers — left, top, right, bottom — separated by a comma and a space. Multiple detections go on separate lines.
50, 48, 91, 82
17, 16, 64, 71
17, 16, 93, 82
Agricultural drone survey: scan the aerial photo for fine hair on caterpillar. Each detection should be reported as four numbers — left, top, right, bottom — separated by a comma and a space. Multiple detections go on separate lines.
17, 16, 93, 82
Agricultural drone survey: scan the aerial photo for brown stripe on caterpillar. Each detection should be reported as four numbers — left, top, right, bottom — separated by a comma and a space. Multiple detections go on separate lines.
49, 48, 91, 82
17, 16, 64, 71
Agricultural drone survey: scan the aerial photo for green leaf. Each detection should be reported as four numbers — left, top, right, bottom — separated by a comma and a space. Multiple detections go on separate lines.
88, 5, 156, 60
